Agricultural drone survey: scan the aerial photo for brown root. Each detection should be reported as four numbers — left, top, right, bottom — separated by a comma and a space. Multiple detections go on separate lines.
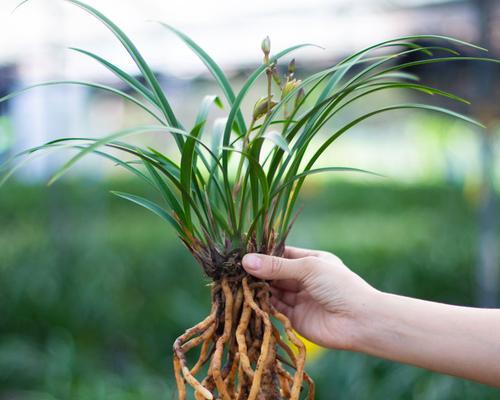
236, 298, 255, 379
270, 305, 306, 400
243, 277, 272, 400
189, 326, 216, 375
172, 275, 314, 399
174, 355, 186, 400
211, 278, 233, 400
276, 361, 292, 398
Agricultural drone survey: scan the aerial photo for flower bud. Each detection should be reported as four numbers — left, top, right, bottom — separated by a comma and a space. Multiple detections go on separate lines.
261, 36, 271, 57
295, 87, 305, 108
271, 63, 281, 86
253, 96, 277, 120
281, 78, 302, 99
287, 58, 296, 76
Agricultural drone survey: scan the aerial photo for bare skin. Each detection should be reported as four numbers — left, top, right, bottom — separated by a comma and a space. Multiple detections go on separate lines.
242, 247, 500, 388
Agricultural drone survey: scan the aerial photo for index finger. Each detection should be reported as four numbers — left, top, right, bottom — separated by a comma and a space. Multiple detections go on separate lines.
270, 278, 300, 292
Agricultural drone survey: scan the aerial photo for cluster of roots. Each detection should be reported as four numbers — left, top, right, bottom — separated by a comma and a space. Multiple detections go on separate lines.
173, 275, 314, 399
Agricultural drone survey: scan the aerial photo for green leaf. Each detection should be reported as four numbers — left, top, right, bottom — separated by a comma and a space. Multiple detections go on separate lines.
51, 0, 183, 144
361, 82, 470, 103
158, 23, 246, 135
262, 131, 291, 154
193, 95, 223, 173
85, 147, 155, 185
373, 72, 420, 81
379, 56, 500, 77
47, 125, 187, 185
0, 80, 164, 124
342, 46, 464, 94
142, 160, 185, 221
147, 148, 181, 178
279, 103, 485, 233
0, 143, 64, 186
180, 122, 205, 229
308, 81, 472, 137
271, 166, 383, 197
13, 135, 211, 238
111, 191, 184, 235
210, 118, 226, 162
68, 47, 158, 106
222, 145, 269, 215
335, 36, 486, 71
1, 141, 153, 188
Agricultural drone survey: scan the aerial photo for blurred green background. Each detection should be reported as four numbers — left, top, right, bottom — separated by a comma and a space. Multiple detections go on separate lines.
1, 0, 500, 398
1, 179, 499, 399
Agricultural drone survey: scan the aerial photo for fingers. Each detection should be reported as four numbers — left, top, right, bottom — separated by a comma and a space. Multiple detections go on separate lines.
242, 253, 315, 281
270, 296, 293, 318
270, 286, 298, 307
271, 279, 300, 292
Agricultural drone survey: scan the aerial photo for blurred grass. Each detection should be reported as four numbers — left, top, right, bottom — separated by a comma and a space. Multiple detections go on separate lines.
0, 180, 499, 399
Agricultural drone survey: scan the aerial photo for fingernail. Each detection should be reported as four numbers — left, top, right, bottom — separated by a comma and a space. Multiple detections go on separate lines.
243, 254, 262, 271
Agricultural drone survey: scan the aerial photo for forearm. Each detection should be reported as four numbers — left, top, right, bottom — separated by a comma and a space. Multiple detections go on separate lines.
353, 291, 500, 387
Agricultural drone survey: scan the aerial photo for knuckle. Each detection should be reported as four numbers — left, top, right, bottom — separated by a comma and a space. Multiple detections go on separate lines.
302, 256, 321, 273
303, 255, 319, 265
330, 253, 344, 265
317, 250, 333, 259
270, 256, 283, 276
319, 251, 343, 266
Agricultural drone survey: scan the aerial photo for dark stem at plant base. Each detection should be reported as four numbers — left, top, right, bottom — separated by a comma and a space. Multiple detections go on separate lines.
173, 272, 315, 399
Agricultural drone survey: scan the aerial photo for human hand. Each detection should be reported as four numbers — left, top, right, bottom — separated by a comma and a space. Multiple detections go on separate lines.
243, 247, 500, 388
242, 247, 378, 350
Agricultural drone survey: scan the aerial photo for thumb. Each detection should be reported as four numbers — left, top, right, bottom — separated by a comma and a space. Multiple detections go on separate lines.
242, 253, 311, 281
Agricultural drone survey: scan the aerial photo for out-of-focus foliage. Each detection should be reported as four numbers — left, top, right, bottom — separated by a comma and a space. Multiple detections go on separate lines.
1, 180, 498, 399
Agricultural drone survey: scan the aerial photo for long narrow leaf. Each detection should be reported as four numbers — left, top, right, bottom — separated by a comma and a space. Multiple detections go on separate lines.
158, 23, 247, 135
47, 125, 187, 185
69, 47, 158, 106
111, 191, 184, 236
0, 81, 164, 123
271, 167, 383, 197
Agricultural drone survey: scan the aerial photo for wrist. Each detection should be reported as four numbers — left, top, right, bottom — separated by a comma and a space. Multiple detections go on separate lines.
347, 288, 389, 353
